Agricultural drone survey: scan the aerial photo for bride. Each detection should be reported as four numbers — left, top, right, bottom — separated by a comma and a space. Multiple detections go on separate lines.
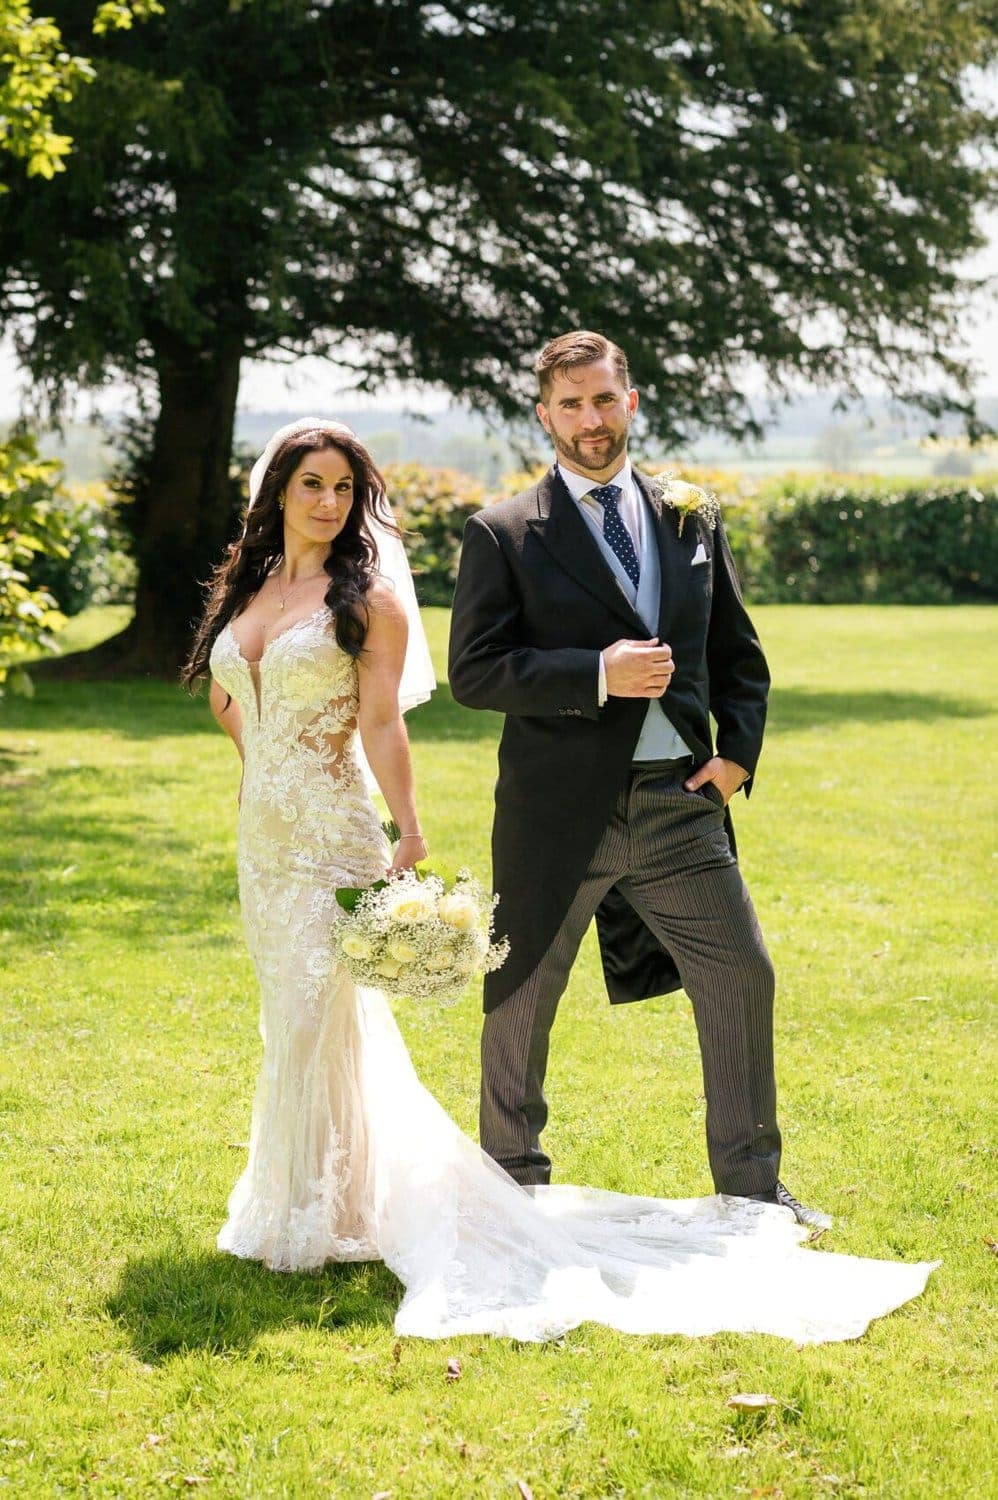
183, 418, 936, 1344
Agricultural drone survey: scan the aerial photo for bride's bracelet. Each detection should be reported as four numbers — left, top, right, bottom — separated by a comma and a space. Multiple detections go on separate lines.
397, 833, 425, 842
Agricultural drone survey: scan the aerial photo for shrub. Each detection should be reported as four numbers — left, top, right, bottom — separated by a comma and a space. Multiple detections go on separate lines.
26, 481, 136, 615
385, 463, 486, 606
747, 480, 998, 604
0, 430, 69, 696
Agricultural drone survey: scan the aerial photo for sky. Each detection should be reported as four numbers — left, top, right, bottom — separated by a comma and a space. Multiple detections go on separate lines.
2, 210, 995, 424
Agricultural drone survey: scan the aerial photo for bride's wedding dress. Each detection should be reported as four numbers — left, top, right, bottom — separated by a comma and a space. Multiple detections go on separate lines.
209, 608, 937, 1343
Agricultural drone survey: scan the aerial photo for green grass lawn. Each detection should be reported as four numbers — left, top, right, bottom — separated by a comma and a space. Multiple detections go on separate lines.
1, 605, 995, 1498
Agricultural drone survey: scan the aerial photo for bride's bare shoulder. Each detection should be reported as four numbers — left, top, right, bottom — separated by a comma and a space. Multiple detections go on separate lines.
365, 577, 408, 627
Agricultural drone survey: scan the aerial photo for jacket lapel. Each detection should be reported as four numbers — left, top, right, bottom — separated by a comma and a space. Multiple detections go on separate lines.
526, 468, 647, 634
633, 468, 686, 641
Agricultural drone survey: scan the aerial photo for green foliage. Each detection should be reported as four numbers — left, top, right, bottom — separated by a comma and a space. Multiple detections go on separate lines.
386, 463, 486, 607
0, 428, 68, 695
3, 0, 994, 668
730, 479, 998, 604
0, 0, 90, 182
0, 606, 994, 1495
23, 479, 136, 615
1, 1, 993, 431
92, 1, 162, 36
0, 1, 161, 184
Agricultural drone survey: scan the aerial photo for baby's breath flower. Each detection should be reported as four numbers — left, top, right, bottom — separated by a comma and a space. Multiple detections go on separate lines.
332, 868, 508, 1003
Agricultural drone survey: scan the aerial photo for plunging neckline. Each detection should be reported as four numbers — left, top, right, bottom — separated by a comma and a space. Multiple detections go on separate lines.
228, 604, 330, 667
223, 605, 330, 725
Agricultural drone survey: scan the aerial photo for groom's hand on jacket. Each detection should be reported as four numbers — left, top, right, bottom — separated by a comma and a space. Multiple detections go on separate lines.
604, 638, 675, 698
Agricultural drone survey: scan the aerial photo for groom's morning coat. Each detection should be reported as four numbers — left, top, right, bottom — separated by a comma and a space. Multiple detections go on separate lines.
448, 466, 769, 1012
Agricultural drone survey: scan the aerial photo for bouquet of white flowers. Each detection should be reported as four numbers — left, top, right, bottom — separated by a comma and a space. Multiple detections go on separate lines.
333, 868, 509, 1002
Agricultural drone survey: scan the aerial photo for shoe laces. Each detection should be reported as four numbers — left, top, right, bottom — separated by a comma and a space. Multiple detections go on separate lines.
775, 1180, 832, 1230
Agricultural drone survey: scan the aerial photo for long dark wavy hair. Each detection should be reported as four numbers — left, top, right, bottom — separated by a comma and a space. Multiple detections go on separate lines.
182, 426, 398, 689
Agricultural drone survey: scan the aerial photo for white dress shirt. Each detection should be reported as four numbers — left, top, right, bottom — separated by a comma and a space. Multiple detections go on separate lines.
556, 459, 643, 706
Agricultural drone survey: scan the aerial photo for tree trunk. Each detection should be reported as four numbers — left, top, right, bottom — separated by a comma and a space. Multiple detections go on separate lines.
72, 334, 244, 677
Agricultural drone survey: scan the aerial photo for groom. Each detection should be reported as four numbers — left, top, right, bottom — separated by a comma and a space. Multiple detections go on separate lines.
448, 330, 827, 1227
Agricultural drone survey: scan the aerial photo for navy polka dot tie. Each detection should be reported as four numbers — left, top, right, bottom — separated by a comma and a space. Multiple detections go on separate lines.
588, 484, 640, 588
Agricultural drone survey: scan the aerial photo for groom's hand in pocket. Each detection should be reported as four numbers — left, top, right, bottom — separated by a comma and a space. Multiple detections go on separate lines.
604, 638, 675, 698
684, 756, 749, 807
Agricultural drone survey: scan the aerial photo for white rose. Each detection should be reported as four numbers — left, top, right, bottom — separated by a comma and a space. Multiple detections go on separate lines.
341, 932, 375, 960
437, 893, 478, 931
387, 938, 419, 963
385, 887, 437, 924
375, 957, 402, 979
425, 948, 456, 972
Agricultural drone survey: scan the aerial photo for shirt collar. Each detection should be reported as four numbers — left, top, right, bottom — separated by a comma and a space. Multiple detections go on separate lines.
556, 456, 633, 507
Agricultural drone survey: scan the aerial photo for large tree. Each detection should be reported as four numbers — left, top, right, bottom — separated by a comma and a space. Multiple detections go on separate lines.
1, 0, 994, 671
0, 0, 161, 690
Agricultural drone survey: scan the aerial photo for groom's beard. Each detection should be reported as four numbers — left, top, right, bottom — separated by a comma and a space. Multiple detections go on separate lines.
551, 424, 630, 472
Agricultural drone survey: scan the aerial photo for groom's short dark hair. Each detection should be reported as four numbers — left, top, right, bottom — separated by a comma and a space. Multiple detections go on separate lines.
534, 331, 630, 401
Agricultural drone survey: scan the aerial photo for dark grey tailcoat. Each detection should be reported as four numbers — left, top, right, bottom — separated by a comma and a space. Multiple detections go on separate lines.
447, 465, 770, 1012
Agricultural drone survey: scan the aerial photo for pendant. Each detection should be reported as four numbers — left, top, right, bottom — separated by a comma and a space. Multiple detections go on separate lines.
278, 600, 285, 610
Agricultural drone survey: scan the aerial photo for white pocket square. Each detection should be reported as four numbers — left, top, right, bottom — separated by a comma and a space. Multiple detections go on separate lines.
691, 542, 708, 566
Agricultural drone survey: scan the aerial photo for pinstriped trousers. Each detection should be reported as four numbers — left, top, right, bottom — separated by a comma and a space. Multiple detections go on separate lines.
480, 764, 780, 1197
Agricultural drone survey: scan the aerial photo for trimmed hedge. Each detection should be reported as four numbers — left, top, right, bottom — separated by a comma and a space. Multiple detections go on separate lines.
725, 481, 998, 604
387, 465, 997, 607
45, 461, 992, 616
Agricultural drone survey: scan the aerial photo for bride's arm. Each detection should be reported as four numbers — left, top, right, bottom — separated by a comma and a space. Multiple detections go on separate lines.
210, 679, 246, 804
209, 679, 245, 760
210, 681, 244, 804
356, 583, 427, 873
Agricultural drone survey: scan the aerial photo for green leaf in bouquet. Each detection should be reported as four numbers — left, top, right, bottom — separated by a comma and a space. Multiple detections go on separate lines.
335, 887, 364, 912
381, 818, 401, 844
335, 878, 388, 912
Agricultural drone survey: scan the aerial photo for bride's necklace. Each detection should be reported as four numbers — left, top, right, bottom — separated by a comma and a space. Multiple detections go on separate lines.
274, 563, 327, 613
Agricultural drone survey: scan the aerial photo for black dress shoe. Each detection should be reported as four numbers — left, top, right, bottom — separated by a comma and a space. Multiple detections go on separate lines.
748, 1180, 832, 1231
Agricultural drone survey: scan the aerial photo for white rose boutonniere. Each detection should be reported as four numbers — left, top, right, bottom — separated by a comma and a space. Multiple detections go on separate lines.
650, 471, 721, 538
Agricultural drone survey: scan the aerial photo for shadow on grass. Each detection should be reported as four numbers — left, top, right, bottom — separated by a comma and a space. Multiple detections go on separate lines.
402, 682, 990, 743
0, 741, 40, 779
2, 677, 505, 745
109, 1248, 401, 1361
0, 680, 216, 738
768, 686, 989, 731
5, 676, 985, 755
0, 793, 236, 940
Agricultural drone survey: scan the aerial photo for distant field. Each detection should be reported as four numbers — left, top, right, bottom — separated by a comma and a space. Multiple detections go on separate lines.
8, 408, 993, 486
1, 605, 994, 1498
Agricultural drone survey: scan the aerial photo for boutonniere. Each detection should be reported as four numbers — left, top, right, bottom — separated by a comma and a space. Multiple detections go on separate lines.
649, 471, 720, 537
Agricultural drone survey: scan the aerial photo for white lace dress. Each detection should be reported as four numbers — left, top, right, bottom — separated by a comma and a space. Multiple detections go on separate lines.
208, 606, 938, 1343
